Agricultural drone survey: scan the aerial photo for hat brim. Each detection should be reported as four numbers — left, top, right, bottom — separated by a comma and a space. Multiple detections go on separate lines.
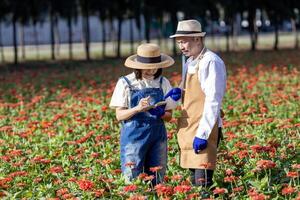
124, 54, 174, 69
169, 32, 206, 38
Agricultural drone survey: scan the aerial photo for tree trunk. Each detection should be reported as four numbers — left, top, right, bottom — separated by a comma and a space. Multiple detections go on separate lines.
116, 17, 122, 58
232, 13, 240, 51
210, 20, 216, 49
33, 23, 40, 60
144, 10, 151, 42
54, 16, 60, 57
19, 24, 25, 60
0, 21, 5, 63
82, 13, 90, 60
129, 18, 134, 55
225, 24, 230, 52
13, 18, 18, 65
248, 9, 257, 51
50, 10, 55, 60
274, 19, 279, 50
67, 16, 73, 60
291, 18, 298, 49
171, 12, 177, 56
101, 18, 106, 58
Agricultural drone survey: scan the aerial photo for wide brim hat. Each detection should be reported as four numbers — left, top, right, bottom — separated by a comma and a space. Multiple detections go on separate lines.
170, 19, 206, 38
125, 43, 174, 69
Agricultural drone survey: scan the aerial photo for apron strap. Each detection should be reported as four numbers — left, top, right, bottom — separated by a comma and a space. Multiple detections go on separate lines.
159, 76, 163, 89
122, 76, 133, 90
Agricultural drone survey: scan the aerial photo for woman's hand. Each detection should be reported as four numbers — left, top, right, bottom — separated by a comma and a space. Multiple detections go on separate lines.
136, 96, 151, 112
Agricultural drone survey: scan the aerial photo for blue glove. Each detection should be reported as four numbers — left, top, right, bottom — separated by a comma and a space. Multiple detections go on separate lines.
148, 105, 166, 118
164, 87, 182, 101
193, 137, 208, 154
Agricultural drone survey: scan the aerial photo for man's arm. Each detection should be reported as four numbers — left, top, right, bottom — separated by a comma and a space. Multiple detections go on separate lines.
196, 60, 226, 140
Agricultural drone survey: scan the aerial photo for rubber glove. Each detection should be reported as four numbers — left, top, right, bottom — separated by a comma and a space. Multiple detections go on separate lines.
164, 87, 182, 101
193, 137, 208, 154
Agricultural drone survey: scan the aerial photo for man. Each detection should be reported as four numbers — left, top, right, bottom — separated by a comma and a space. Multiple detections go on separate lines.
170, 19, 226, 188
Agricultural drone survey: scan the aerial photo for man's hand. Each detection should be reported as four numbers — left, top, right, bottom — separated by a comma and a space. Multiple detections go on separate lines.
164, 87, 182, 101
193, 137, 208, 154
148, 105, 166, 118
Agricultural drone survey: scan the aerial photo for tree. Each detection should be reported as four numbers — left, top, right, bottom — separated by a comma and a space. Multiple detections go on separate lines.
79, 0, 92, 61
0, 0, 9, 63
48, 0, 62, 60
29, 0, 47, 60
58, 0, 78, 60
91, 0, 111, 58
8, 0, 31, 64
263, 0, 289, 50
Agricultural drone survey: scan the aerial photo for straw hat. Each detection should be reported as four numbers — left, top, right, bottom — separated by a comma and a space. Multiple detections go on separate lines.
124, 43, 174, 69
170, 19, 206, 38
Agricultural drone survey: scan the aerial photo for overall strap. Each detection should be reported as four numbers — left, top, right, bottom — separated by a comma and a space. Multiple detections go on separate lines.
122, 76, 133, 89
159, 76, 163, 89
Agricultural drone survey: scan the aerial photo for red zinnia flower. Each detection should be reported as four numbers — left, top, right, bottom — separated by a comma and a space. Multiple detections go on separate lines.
124, 184, 138, 192
173, 185, 191, 193
49, 166, 64, 174
127, 194, 147, 200
149, 166, 163, 172
213, 187, 227, 195
224, 175, 238, 183
154, 184, 173, 196
286, 171, 298, 178
256, 160, 276, 169
77, 179, 94, 191
281, 186, 296, 195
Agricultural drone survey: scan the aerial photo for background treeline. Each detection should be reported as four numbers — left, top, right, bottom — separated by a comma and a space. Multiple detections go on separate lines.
0, 0, 300, 64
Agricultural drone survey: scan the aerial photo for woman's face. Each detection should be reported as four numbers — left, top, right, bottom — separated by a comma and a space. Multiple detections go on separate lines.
141, 68, 158, 79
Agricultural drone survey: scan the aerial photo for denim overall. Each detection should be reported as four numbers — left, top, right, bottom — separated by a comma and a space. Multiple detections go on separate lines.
120, 76, 167, 185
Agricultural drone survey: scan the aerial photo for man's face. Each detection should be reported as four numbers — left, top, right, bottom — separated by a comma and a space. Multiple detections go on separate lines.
176, 37, 202, 58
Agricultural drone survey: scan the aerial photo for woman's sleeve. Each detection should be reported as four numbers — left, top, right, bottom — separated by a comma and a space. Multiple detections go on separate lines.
162, 77, 178, 110
109, 78, 129, 109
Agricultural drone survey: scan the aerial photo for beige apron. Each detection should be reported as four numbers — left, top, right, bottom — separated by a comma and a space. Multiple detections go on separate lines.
177, 50, 218, 170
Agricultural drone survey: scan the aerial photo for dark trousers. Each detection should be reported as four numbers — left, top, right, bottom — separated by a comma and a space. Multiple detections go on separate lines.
189, 127, 222, 187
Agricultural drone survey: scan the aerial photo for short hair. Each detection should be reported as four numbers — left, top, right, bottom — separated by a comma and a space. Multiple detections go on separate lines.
133, 68, 162, 80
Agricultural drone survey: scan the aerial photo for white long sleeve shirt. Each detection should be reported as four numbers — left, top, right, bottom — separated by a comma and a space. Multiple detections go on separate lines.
109, 73, 178, 110
185, 49, 227, 140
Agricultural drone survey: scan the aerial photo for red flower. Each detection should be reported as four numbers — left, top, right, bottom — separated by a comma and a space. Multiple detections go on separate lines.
173, 185, 191, 193
281, 186, 296, 195
155, 184, 173, 196
187, 193, 200, 199
225, 169, 235, 176
49, 166, 64, 174
143, 175, 155, 182
56, 188, 69, 196
171, 174, 182, 181
124, 184, 138, 192
149, 166, 163, 173
101, 105, 108, 112
248, 188, 269, 200
224, 175, 238, 183
233, 186, 244, 192
77, 179, 94, 191
292, 164, 300, 169
93, 189, 105, 197
256, 160, 276, 170
213, 187, 227, 195
286, 171, 298, 178
127, 194, 146, 200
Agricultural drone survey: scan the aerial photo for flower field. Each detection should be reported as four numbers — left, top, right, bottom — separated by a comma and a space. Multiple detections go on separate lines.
0, 50, 299, 199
